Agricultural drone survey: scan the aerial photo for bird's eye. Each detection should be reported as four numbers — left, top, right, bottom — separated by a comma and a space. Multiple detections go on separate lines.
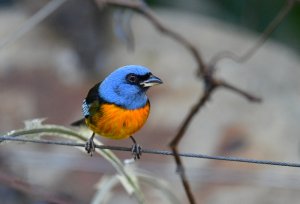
126, 74, 138, 83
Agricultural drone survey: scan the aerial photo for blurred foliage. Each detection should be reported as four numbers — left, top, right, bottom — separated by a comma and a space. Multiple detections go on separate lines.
0, 0, 14, 6
1, 0, 299, 50
2, 119, 180, 203
148, 0, 300, 51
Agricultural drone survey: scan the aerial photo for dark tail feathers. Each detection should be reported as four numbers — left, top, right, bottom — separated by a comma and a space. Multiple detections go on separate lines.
71, 118, 86, 126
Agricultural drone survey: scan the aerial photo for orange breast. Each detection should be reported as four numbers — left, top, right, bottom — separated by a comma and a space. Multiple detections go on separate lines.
86, 102, 150, 139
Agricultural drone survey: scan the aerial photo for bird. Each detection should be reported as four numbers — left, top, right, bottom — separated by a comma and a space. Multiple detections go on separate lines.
72, 65, 163, 159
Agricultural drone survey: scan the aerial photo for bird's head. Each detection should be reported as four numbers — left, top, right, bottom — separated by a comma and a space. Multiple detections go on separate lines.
99, 65, 163, 109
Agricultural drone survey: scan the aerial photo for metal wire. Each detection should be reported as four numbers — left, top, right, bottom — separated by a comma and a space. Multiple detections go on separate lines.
1, 135, 300, 168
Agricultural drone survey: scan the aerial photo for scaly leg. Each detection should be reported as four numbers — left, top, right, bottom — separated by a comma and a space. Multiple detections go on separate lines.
130, 136, 142, 160
85, 132, 95, 156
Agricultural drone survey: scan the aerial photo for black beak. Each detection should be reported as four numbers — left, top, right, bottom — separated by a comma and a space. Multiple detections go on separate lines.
140, 75, 163, 88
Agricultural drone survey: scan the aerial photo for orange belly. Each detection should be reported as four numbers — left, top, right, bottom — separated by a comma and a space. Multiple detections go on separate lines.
86, 102, 150, 139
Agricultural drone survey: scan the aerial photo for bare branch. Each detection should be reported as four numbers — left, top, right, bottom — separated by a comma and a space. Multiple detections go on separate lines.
169, 82, 216, 204
95, 1, 266, 203
170, 85, 216, 148
91, 1, 293, 203
208, 0, 296, 67
170, 147, 196, 204
96, 0, 207, 76
218, 80, 262, 102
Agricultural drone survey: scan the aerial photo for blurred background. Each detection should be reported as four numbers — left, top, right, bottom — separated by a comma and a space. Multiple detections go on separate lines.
1, 0, 300, 203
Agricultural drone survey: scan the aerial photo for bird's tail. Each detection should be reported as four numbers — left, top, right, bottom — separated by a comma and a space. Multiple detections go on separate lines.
71, 118, 86, 126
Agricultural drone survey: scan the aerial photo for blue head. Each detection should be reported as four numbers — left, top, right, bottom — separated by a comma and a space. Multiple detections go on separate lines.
99, 65, 162, 109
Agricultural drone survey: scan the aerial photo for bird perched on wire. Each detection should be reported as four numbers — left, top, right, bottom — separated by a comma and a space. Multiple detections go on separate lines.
72, 65, 163, 159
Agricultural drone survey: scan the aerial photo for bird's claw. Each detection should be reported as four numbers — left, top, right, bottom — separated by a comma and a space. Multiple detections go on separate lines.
131, 143, 142, 160
85, 137, 95, 156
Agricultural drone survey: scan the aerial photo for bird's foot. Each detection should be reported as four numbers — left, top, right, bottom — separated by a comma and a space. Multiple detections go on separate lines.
131, 143, 142, 160
85, 136, 95, 156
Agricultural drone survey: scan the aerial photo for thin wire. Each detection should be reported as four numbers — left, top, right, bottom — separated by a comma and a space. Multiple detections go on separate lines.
0, 0, 67, 50
1, 136, 300, 168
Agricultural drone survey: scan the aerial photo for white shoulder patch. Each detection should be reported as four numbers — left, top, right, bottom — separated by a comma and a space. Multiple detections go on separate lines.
82, 99, 90, 117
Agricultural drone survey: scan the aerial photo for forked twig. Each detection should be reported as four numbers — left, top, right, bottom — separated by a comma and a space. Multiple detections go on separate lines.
96, 0, 207, 76
208, 0, 296, 67
92, 0, 297, 203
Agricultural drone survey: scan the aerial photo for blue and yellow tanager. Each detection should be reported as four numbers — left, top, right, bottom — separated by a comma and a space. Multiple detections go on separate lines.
73, 65, 162, 159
